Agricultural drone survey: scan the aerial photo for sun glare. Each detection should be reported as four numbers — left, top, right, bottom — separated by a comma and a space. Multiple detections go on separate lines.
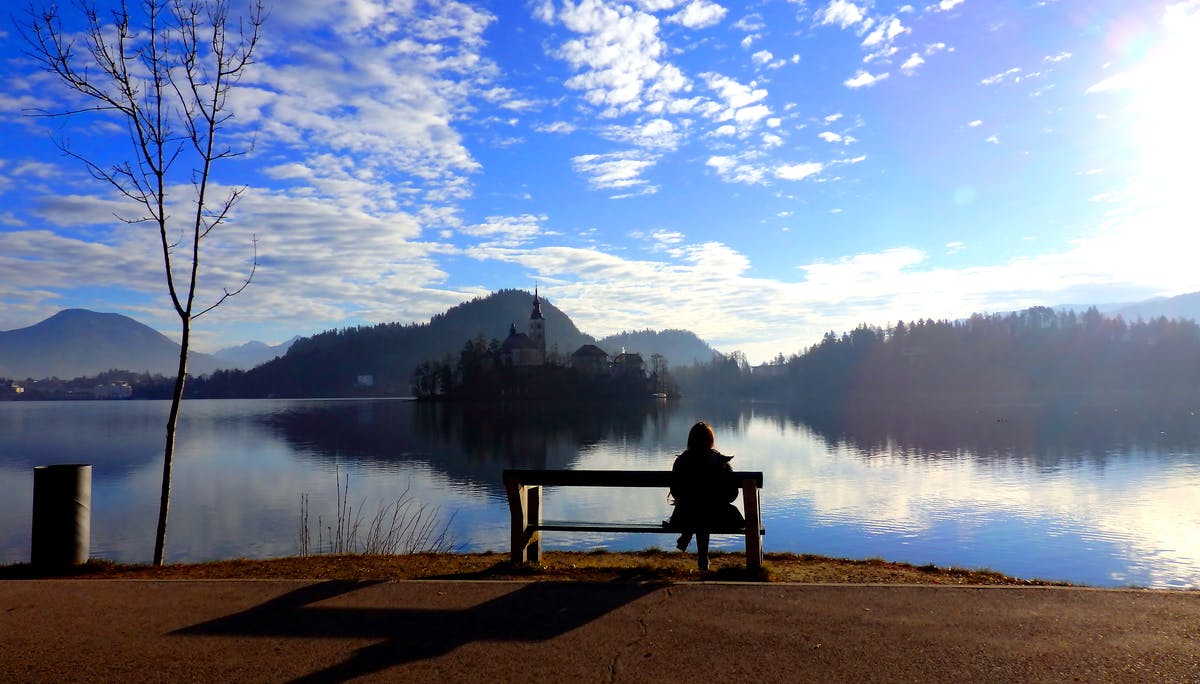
1129, 3, 1200, 209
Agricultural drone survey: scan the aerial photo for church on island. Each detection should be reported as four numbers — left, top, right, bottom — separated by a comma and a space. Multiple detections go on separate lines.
499, 289, 645, 378
411, 288, 667, 400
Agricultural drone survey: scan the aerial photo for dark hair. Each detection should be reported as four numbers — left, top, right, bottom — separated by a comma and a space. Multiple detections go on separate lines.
687, 421, 715, 451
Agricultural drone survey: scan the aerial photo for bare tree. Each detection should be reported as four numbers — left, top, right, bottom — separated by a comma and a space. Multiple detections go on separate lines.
21, 0, 265, 565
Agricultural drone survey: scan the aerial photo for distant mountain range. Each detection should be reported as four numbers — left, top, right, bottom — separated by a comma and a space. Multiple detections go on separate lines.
0, 309, 223, 379
0, 291, 718, 383
8, 289, 1196, 385
212, 337, 300, 369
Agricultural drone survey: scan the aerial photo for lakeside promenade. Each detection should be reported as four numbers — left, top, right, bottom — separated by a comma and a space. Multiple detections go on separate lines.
2, 579, 1197, 682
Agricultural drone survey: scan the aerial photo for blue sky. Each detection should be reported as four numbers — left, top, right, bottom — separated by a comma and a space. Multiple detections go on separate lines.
1, 0, 1197, 362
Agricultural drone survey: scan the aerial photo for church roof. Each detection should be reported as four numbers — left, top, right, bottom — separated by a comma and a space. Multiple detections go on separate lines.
571, 344, 608, 358
502, 332, 537, 350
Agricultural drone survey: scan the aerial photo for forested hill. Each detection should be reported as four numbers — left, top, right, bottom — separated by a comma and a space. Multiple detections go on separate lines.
198, 290, 595, 397
747, 307, 1200, 401
597, 329, 717, 367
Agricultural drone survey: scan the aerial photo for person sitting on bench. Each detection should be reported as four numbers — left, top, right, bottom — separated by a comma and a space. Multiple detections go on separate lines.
666, 422, 745, 555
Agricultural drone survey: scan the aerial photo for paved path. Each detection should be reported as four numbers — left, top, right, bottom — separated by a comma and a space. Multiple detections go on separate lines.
2, 580, 1198, 682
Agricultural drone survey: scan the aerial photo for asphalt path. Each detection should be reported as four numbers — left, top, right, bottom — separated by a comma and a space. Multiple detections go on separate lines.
2, 580, 1198, 682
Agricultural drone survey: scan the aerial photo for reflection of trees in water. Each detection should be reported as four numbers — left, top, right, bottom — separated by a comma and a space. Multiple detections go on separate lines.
263, 399, 680, 495
769, 395, 1200, 468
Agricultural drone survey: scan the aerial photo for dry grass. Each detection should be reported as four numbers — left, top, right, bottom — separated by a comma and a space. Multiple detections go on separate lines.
0, 550, 1067, 586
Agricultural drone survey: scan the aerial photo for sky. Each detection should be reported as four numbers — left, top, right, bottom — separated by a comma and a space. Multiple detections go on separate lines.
1, 0, 1198, 363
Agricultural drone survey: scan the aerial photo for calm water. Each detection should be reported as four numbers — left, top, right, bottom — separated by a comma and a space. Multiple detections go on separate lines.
1, 397, 1198, 588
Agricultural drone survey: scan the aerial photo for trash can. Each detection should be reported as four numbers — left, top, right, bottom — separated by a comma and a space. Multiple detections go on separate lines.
31, 464, 92, 568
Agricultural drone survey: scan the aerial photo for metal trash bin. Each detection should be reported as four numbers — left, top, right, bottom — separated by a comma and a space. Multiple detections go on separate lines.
31, 464, 92, 567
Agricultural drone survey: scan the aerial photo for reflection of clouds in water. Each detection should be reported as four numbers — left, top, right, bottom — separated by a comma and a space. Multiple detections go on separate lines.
731, 415, 1200, 587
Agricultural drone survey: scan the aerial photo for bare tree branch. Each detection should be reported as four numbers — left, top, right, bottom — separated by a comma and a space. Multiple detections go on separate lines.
19, 0, 265, 565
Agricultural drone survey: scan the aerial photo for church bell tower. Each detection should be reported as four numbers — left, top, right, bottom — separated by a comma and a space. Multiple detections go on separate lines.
529, 287, 546, 363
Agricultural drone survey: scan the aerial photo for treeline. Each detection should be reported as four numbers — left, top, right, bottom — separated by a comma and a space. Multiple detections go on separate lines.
0, 369, 177, 400
677, 307, 1200, 402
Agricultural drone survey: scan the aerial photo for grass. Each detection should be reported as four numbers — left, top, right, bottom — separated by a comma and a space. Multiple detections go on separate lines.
298, 469, 456, 556
0, 550, 1070, 585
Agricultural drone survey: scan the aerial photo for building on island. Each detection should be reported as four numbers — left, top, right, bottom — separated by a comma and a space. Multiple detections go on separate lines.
570, 344, 609, 374
501, 288, 548, 367
612, 351, 646, 378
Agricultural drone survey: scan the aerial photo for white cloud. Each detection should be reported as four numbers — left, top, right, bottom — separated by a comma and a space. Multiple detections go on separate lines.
605, 118, 681, 149
461, 214, 548, 246
752, 50, 774, 65
862, 17, 909, 48
825, 113, 844, 123
666, 0, 728, 28
945, 241, 966, 254
980, 67, 1022, 85
536, 121, 578, 134
733, 14, 765, 31
933, 0, 965, 11
819, 131, 843, 143
775, 162, 824, 181
844, 70, 890, 88
700, 73, 773, 130
1044, 51, 1072, 64
901, 53, 925, 74
552, 0, 691, 116
572, 151, 660, 194
968, 119, 983, 127
816, 0, 867, 28
706, 155, 768, 184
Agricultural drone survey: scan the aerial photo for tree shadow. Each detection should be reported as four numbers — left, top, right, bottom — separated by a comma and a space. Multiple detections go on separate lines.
175, 580, 662, 682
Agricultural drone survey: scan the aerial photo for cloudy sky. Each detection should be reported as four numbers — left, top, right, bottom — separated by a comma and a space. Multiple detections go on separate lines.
1, 0, 1197, 362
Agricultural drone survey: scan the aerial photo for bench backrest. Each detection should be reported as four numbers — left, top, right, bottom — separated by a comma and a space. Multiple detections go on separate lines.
503, 469, 763, 488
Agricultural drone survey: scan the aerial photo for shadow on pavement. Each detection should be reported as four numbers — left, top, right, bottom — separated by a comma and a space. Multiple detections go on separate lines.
175, 580, 663, 682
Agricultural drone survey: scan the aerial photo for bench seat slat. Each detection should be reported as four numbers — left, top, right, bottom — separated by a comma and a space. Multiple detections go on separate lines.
535, 520, 765, 535
503, 469, 763, 488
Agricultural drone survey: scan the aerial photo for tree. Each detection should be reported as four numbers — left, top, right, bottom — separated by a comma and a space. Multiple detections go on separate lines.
21, 0, 265, 565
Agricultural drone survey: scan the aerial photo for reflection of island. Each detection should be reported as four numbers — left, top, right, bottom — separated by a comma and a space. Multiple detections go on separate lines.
262, 398, 680, 497
412, 290, 679, 400
779, 395, 1200, 467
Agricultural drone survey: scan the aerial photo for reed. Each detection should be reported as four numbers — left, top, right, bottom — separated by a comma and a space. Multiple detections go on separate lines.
298, 467, 456, 556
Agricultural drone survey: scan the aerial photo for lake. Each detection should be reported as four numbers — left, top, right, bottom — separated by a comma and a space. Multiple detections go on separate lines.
1, 397, 1198, 588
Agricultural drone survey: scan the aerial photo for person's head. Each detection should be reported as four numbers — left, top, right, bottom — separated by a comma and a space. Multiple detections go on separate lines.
687, 421, 715, 451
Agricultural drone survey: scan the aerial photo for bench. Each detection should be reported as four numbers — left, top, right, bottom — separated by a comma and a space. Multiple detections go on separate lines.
502, 469, 764, 571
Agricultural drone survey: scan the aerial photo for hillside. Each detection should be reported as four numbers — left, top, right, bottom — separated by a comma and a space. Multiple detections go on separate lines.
0, 309, 221, 379
198, 290, 598, 397
597, 329, 717, 366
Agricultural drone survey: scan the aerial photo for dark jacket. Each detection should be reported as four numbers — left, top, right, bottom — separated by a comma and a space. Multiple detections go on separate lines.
668, 448, 744, 530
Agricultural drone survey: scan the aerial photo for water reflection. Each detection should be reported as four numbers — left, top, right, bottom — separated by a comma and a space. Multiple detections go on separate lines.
0, 398, 1197, 588
262, 399, 682, 498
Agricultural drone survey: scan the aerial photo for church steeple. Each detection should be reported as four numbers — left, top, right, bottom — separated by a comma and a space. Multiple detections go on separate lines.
528, 286, 546, 363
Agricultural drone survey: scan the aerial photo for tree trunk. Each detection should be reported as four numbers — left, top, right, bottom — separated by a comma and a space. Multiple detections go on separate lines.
153, 316, 190, 566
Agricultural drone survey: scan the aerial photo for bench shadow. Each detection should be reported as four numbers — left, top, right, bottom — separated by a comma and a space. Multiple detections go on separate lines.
175, 580, 663, 683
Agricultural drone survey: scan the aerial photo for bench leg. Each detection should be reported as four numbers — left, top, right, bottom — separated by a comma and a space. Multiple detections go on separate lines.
742, 483, 762, 571
505, 483, 541, 564
696, 532, 709, 572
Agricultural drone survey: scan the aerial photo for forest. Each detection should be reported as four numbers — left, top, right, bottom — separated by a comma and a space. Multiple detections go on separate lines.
675, 306, 1200, 403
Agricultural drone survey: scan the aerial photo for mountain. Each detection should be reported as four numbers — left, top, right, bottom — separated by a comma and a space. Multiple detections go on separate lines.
1108, 291, 1200, 322
200, 289, 597, 397
596, 329, 718, 367
198, 289, 718, 398
1054, 291, 1200, 322
0, 309, 222, 379
213, 336, 300, 369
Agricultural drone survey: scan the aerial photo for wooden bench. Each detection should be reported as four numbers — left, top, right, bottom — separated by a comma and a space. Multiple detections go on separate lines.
502, 469, 764, 571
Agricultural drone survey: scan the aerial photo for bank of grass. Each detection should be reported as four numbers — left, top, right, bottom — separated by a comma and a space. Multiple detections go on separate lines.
0, 550, 1067, 585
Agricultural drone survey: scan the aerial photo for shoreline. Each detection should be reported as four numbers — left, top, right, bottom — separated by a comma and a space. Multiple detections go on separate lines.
1, 550, 1076, 586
